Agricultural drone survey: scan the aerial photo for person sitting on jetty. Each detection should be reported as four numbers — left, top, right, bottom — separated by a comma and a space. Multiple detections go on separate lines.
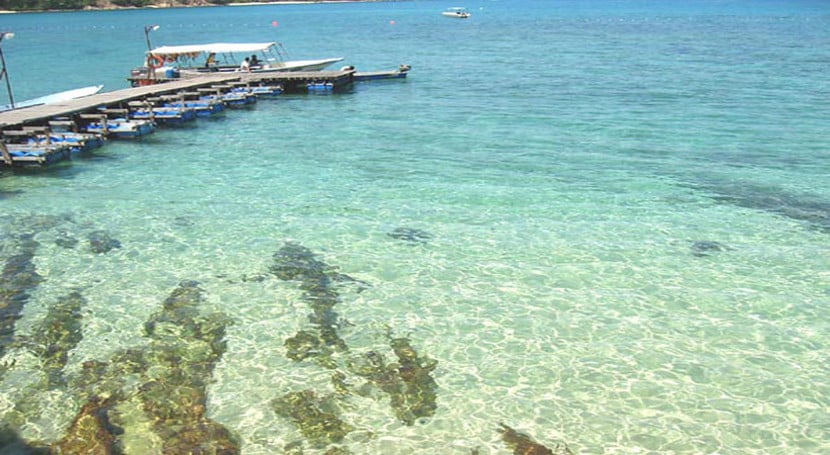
205, 52, 217, 69
250, 54, 260, 67
239, 57, 251, 72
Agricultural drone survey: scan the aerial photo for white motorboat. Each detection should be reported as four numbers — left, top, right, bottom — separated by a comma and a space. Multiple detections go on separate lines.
442, 7, 471, 18
129, 42, 343, 86
0, 85, 103, 112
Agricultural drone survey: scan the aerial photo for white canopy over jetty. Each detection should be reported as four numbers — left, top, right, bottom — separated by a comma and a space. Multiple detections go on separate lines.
150, 42, 278, 57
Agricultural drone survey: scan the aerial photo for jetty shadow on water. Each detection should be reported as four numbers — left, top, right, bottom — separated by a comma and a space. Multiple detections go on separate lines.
0, 188, 24, 200
0, 159, 108, 181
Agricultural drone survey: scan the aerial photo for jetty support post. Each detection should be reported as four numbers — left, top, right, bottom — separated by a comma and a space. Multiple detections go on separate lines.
0, 141, 11, 167
0, 32, 15, 109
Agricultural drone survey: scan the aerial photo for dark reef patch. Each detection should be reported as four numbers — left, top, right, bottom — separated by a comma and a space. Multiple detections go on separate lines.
690, 240, 732, 257
51, 395, 122, 455
498, 423, 573, 455
138, 280, 239, 454
54, 281, 239, 454
0, 234, 43, 361
272, 389, 355, 447
269, 242, 365, 368
54, 230, 79, 249
687, 180, 830, 233
28, 291, 86, 387
347, 332, 438, 426
387, 227, 433, 244
87, 230, 121, 254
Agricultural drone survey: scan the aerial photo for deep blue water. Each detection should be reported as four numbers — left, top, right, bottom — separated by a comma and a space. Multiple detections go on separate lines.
1, 1, 829, 453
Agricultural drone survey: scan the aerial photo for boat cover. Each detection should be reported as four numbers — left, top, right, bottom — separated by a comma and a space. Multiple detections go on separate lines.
148, 42, 277, 57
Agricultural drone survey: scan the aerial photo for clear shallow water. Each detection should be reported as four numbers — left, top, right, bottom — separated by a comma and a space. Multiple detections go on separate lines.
1, 1, 829, 453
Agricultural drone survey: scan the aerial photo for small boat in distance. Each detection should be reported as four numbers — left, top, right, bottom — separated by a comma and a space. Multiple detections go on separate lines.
442, 7, 471, 19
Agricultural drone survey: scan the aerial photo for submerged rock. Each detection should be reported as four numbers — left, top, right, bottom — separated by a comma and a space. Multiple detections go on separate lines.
272, 390, 354, 447
701, 182, 830, 233
331, 371, 350, 395
54, 231, 79, 249
270, 242, 355, 368
88, 230, 121, 254
347, 334, 439, 426
51, 395, 121, 455
269, 242, 368, 289
387, 227, 432, 244
11, 214, 67, 233
285, 330, 324, 362
138, 281, 239, 454
160, 279, 204, 311
267, 242, 441, 441
497, 423, 573, 455
157, 420, 239, 455
388, 335, 439, 425
0, 235, 43, 360
269, 242, 333, 282
690, 240, 731, 257
29, 291, 86, 387
63, 281, 239, 455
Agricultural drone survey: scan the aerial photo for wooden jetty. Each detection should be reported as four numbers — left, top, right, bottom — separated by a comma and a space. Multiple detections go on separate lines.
0, 69, 354, 128
1, 74, 230, 128
0, 69, 357, 167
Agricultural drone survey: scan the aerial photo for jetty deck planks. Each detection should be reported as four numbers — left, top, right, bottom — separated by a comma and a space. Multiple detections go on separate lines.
0, 69, 355, 128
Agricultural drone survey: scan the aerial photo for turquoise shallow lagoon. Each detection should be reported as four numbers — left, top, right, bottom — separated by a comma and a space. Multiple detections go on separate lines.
1, 1, 829, 453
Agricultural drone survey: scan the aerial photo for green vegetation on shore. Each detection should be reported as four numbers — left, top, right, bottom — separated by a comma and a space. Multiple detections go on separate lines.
0, 0, 339, 12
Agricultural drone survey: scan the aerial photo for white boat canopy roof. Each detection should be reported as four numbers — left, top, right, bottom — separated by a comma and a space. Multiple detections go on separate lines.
148, 42, 277, 57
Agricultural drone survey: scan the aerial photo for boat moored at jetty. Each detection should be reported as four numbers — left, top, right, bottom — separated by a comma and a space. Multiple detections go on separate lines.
0, 85, 104, 112
81, 115, 156, 139
0, 125, 103, 165
129, 42, 343, 86
129, 105, 198, 126
353, 64, 411, 81
163, 99, 225, 118
24, 131, 105, 153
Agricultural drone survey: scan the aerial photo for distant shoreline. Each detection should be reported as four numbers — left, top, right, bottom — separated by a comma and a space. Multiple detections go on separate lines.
229, 1, 366, 5
0, 0, 377, 14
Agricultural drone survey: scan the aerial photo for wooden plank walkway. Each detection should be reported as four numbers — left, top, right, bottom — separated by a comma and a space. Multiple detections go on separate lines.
226, 69, 355, 93
0, 69, 355, 129
0, 74, 239, 128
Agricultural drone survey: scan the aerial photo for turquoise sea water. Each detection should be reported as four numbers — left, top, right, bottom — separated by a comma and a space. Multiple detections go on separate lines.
1, 0, 829, 453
